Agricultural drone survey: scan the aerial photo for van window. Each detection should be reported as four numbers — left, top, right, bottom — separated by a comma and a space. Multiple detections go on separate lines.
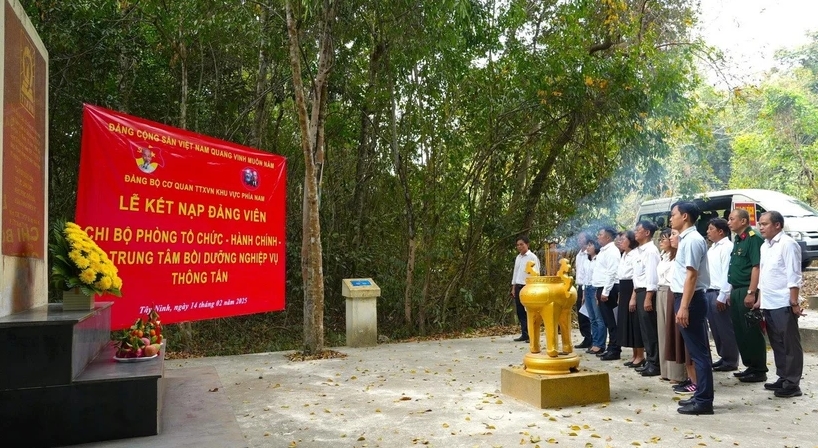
638, 212, 670, 230
776, 198, 818, 218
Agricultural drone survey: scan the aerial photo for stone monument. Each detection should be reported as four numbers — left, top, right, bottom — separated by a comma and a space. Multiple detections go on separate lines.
0, 0, 48, 319
0, 3, 165, 446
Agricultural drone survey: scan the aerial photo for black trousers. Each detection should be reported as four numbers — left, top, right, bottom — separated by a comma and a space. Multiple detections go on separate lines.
576, 285, 591, 341
763, 307, 804, 388
636, 288, 659, 367
514, 284, 527, 338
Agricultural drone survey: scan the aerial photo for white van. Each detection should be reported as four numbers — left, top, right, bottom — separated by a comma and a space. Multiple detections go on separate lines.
636, 189, 818, 270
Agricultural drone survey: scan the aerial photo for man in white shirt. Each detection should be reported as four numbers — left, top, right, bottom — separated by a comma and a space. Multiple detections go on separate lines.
511, 236, 541, 343
705, 218, 739, 372
592, 227, 621, 360
670, 201, 713, 415
758, 211, 804, 398
574, 232, 592, 348
632, 220, 661, 376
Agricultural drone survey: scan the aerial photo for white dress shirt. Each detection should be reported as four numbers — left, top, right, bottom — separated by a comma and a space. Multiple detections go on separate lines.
633, 241, 660, 291
759, 231, 802, 310
672, 226, 710, 294
575, 249, 590, 286
618, 250, 636, 281
657, 253, 673, 287
512, 250, 540, 285
707, 237, 733, 303
591, 241, 620, 296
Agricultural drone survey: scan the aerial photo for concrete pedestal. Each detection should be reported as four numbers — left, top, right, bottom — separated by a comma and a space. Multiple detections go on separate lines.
345, 296, 377, 347
500, 366, 610, 409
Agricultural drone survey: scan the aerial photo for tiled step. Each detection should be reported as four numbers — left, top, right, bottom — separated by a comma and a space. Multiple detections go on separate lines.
0, 302, 112, 390
1, 344, 165, 447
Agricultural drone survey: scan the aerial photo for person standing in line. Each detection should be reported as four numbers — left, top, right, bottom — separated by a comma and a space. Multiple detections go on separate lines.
667, 229, 696, 395
584, 238, 607, 354
511, 236, 540, 343
574, 232, 593, 349
617, 230, 644, 368
758, 211, 805, 398
593, 226, 621, 361
726, 209, 768, 383
670, 201, 714, 415
631, 221, 661, 377
705, 218, 739, 372
657, 228, 688, 384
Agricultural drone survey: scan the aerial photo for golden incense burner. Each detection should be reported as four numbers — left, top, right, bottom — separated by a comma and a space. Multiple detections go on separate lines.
519, 246, 580, 375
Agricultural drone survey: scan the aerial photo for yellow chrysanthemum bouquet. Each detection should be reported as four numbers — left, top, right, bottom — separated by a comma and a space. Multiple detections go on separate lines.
49, 219, 123, 297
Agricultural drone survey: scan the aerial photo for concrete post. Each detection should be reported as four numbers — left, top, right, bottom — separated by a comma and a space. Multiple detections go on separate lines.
341, 278, 380, 348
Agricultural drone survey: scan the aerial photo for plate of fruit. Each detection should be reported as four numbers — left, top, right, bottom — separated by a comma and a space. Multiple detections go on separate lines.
113, 307, 164, 362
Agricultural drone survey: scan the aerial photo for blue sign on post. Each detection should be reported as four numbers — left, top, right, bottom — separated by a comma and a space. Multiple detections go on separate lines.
351, 280, 372, 287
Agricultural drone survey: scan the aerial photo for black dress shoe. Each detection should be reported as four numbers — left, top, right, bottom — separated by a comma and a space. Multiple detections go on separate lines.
587, 348, 603, 355
629, 360, 646, 369
711, 359, 723, 368
640, 367, 660, 377
596, 350, 608, 357
733, 368, 752, 378
513, 336, 530, 342
635, 365, 648, 373
574, 340, 592, 349
713, 364, 738, 372
774, 386, 802, 398
677, 402, 714, 415
623, 360, 634, 367
738, 372, 767, 383
600, 352, 621, 361
764, 378, 785, 391
677, 398, 695, 406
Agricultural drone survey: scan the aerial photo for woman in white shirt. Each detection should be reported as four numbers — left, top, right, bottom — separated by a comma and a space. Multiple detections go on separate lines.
657, 228, 690, 386
617, 230, 644, 368
583, 239, 607, 354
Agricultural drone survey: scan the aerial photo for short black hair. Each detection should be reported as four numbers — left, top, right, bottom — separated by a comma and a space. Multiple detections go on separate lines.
708, 217, 729, 236
671, 201, 700, 224
586, 239, 601, 260
636, 220, 658, 237
516, 235, 530, 245
762, 211, 785, 228
599, 226, 617, 240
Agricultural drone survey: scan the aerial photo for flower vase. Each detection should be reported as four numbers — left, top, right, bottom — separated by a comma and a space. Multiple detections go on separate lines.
62, 288, 95, 311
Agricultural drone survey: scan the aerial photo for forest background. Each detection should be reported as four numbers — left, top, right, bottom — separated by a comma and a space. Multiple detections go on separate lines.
21, 0, 818, 356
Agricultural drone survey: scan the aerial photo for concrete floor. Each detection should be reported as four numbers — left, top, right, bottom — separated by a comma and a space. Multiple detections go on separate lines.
79, 314, 818, 448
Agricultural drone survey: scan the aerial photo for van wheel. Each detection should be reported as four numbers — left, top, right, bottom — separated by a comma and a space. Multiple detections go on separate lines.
802, 260, 813, 271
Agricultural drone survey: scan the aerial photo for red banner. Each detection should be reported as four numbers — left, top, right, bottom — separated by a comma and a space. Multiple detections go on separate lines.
76, 105, 286, 329
734, 202, 757, 226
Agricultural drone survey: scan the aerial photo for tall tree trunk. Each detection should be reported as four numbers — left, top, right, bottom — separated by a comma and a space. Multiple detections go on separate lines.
250, 5, 271, 149
178, 37, 188, 130
286, 0, 335, 354
351, 42, 384, 250
390, 72, 416, 326
521, 112, 580, 232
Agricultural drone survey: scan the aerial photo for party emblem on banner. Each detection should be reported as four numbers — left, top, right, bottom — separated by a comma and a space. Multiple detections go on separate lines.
132, 145, 164, 174
242, 167, 260, 190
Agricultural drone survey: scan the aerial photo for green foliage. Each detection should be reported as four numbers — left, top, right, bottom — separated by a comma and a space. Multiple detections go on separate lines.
25, 0, 705, 354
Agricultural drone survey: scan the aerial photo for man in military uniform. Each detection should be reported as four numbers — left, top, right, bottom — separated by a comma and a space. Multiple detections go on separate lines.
726, 209, 768, 383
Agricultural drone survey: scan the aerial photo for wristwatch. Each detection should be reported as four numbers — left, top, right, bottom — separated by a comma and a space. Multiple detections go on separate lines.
747, 290, 757, 296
